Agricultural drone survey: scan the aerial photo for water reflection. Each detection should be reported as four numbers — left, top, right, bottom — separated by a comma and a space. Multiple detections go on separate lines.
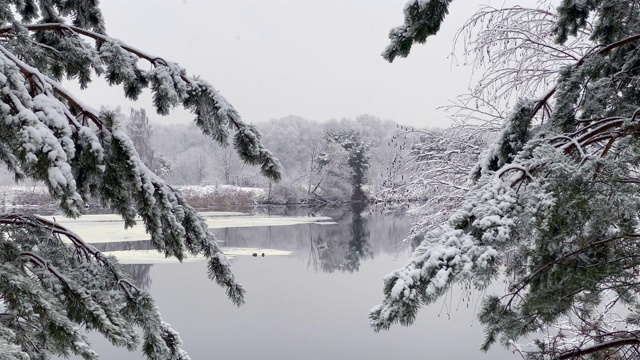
69, 205, 515, 360
121, 264, 152, 289
213, 205, 410, 271
92, 205, 411, 286
346, 202, 372, 272
310, 202, 373, 273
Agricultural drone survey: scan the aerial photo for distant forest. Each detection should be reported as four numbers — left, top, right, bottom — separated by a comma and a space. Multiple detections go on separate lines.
0, 108, 418, 204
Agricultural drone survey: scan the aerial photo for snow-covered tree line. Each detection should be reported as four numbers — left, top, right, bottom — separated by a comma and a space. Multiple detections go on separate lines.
77, 113, 402, 204
255, 115, 401, 203
372, 0, 640, 359
0, 2, 282, 359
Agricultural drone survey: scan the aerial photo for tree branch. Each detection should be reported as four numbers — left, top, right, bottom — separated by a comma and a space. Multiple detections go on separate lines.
556, 331, 640, 359
0, 214, 140, 298
532, 34, 640, 118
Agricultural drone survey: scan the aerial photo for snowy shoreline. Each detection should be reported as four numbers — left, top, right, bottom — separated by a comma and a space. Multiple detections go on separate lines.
0, 184, 268, 209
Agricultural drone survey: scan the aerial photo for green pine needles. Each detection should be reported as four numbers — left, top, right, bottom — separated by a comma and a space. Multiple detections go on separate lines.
0, 1, 281, 359
373, 1, 640, 358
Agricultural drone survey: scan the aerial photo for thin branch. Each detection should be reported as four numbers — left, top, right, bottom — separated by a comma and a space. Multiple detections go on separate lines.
532, 34, 640, 118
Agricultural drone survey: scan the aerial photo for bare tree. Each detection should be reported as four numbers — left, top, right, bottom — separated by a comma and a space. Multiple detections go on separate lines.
379, 125, 489, 243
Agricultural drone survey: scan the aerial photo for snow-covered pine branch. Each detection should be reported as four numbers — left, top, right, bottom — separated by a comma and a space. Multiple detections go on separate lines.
0, 214, 190, 359
0, 32, 246, 302
0, 22, 282, 181
382, 0, 453, 62
0, 2, 282, 358
372, 110, 640, 350
375, 1, 640, 358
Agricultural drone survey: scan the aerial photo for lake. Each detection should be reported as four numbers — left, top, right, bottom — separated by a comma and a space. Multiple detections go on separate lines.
66, 205, 515, 360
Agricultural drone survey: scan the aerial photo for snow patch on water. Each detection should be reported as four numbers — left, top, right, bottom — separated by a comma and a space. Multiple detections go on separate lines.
105, 247, 292, 264
45, 212, 336, 243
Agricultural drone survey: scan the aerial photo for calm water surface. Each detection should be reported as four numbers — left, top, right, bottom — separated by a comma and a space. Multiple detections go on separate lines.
77, 205, 514, 359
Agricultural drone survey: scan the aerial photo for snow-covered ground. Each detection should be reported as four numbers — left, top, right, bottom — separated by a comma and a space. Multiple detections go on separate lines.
0, 184, 269, 208
176, 185, 266, 199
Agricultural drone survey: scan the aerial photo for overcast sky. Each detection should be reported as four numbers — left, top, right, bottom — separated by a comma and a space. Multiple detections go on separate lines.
66, 1, 485, 128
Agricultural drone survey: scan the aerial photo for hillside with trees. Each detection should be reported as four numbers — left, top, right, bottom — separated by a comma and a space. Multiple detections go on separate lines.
0, 108, 415, 209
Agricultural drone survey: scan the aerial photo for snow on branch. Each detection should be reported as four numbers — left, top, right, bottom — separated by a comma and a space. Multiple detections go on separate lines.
0, 2, 281, 358
0, 214, 190, 359
383, 0, 453, 62
0, 22, 282, 181
438, 3, 593, 138
372, 114, 640, 351
370, 174, 519, 331
379, 1, 640, 358
378, 125, 489, 247
0, 34, 247, 307
470, 99, 534, 181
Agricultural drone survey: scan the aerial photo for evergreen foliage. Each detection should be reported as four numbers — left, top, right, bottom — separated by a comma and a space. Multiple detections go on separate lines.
315, 130, 370, 202
125, 108, 171, 177
373, 1, 640, 358
0, 2, 281, 358
382, 0, 453, 62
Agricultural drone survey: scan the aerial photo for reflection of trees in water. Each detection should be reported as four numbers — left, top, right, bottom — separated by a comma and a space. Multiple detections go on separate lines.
73, 205, 406, 285
312, 229, 346, 273
210, 205, 411, 273
310, 202, 372, 273
90, 241, 154, 289
121, 264, 153, 290
344, 202, 372, 272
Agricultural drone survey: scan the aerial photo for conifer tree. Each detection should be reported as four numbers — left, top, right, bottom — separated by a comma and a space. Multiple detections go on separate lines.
0, 2, 281, 359
126, 108, 154, 168
125, 108, 171, 177
372, 1, 640, 358
315, 130, 370, 201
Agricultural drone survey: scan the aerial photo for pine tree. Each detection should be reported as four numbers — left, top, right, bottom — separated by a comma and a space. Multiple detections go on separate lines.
125, 108, 172, 177
125, 108, 154, 169
0, 2, 281, 359
314, 130, 370, 202
372, 1, 640, 358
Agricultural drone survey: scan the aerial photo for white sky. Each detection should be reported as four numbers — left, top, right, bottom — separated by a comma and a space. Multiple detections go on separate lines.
66, 0, 484, 127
